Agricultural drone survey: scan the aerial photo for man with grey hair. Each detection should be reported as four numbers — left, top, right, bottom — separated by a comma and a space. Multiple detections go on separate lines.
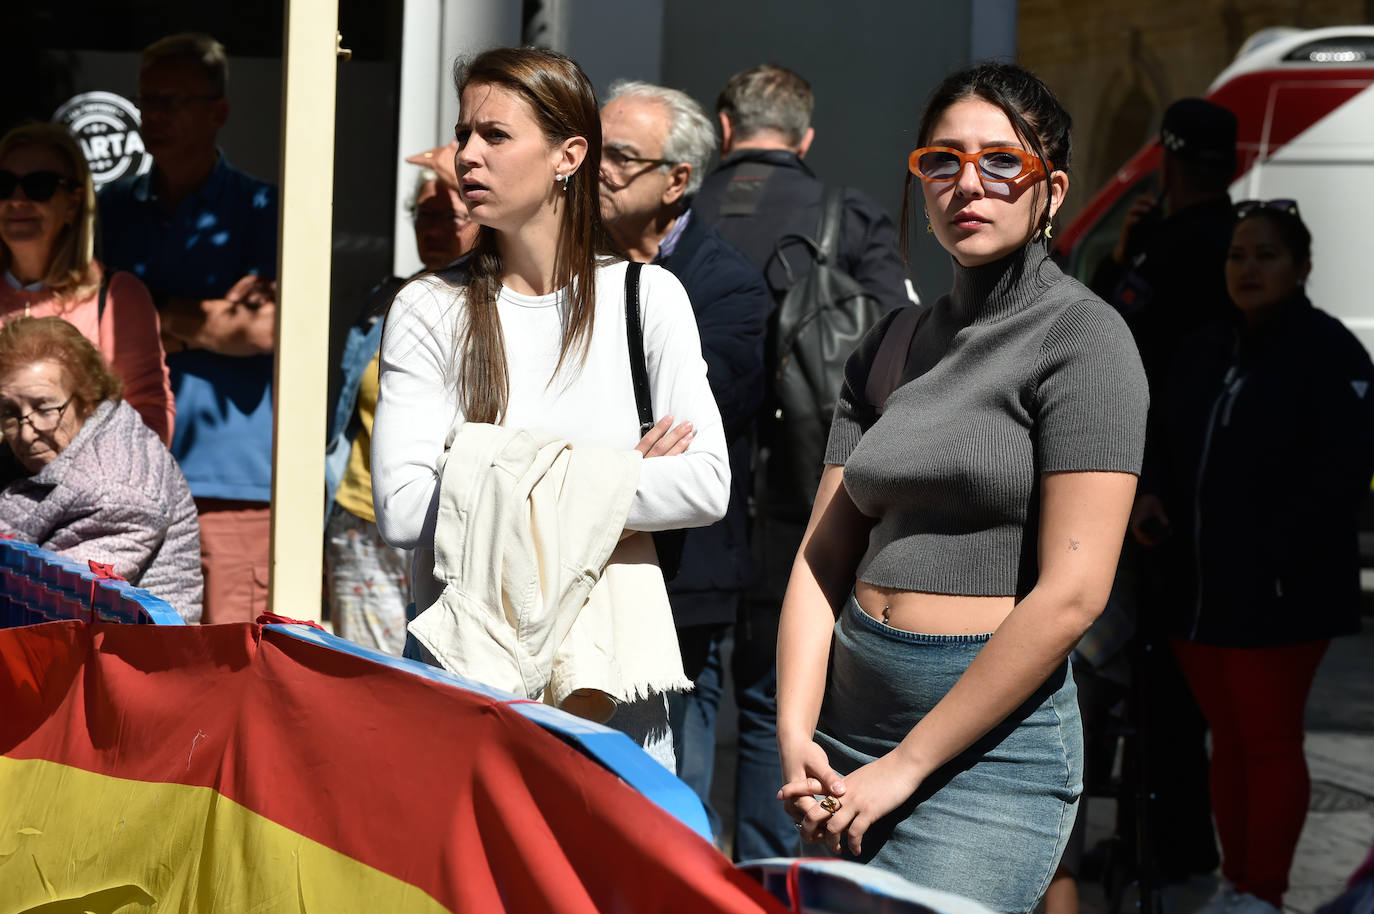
599, 80, 716, 258
693, 63, 907, 310
599, 81, 790, 859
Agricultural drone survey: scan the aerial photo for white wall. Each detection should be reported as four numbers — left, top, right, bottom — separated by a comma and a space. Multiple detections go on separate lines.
391, 0, 521, 276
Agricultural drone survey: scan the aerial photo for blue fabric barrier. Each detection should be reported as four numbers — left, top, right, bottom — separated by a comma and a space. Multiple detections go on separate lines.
0, 540, 184, 627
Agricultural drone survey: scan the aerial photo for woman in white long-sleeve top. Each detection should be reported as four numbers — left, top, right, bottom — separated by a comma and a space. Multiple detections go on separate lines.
370, 47, 729, 767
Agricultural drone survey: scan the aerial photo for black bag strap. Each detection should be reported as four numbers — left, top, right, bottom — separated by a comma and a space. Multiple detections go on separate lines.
624, 261, 654, 435
865, 305, 928, 411
815, 185, 846, 263
623, 259, 686, 581
771, 184, 847, 285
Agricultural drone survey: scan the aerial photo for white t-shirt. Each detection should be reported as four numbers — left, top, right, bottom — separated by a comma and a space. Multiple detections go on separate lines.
372, 259, 730, 564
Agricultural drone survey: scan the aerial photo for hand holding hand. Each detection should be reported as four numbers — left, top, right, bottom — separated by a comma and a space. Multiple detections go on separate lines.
777, 739, 846, 847
805, 751, 923, 856
634, 415, 694, 458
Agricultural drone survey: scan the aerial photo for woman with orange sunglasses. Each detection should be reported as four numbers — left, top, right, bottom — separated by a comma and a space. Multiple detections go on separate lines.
775, 62, 1148, 912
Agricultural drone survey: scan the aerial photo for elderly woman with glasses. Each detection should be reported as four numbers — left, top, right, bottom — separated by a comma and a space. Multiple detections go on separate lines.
1130, 200, 1374, 914
0, 316, 201, 620
0, 123, 174, 445
774, 62, 1148, 913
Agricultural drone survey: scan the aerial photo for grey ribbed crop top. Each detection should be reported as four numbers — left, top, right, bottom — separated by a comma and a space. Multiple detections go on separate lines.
825, 244, 1149, 598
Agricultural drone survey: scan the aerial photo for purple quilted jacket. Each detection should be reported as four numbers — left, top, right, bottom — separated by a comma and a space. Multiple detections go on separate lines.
0, 399, 202, 621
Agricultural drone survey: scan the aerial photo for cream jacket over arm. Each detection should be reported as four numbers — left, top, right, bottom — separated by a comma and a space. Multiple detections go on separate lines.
371, 260, 730, 607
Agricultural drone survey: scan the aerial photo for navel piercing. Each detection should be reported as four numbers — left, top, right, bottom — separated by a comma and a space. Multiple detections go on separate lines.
882, 603, 891, 625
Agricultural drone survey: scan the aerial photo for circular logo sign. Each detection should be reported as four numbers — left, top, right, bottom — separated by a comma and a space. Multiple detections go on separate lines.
52, 91, 153, 188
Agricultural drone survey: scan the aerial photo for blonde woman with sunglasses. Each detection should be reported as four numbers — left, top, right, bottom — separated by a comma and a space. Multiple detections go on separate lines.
0, 123, 173, 445
775, 62, 1148, 912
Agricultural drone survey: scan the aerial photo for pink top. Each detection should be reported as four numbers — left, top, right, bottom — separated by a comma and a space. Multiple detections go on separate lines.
0, 266, 174, 445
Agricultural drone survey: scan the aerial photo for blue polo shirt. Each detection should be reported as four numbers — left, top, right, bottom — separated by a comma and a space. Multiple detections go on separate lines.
99, 154, 278, 503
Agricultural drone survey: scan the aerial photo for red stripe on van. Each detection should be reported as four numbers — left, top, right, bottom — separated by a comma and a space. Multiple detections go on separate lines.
1212, 69, 1372, 171
1057, 68, 1372, 256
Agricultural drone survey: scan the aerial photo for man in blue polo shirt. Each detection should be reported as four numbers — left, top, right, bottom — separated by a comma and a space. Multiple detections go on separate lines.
100, 33, 278, 623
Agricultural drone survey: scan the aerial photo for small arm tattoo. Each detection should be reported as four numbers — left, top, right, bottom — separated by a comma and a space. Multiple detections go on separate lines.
1069, 539, 1080, 551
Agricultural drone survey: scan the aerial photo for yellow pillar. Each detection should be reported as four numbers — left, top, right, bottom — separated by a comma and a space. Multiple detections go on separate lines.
268, 0, 340, 620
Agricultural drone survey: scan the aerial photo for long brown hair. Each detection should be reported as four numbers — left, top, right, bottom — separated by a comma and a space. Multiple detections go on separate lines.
450, 46, 619, 425
0, 123, 99, 297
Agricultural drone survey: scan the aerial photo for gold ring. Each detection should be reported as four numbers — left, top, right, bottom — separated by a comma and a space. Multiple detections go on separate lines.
819, 795, 841, 814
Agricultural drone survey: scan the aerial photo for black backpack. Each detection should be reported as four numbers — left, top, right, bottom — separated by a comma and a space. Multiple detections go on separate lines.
768, 187, 885, 506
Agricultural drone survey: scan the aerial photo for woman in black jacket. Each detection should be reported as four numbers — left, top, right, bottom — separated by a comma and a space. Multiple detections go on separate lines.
1131, 201, 1374, 914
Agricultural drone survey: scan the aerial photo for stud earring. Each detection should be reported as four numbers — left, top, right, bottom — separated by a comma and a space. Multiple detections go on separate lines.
555, 172, 570, 190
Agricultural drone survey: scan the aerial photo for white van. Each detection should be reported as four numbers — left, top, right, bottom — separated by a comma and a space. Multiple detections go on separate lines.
1058, 26, 1374, 353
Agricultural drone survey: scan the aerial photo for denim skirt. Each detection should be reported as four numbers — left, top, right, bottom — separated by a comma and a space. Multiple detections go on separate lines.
812, 595, 1083, 913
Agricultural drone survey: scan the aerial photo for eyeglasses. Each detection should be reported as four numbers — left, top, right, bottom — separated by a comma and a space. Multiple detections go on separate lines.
135, 93, 221, 113
0, 170, 76, 203
0, 395, 74, 434
908, 146, 1051, 185
602, 146, 677, 174
1234, 198, 1299, 218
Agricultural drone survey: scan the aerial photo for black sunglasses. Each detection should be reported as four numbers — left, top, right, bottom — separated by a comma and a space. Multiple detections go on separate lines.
1234, 198, 1299, 219
0, 170, 76, 203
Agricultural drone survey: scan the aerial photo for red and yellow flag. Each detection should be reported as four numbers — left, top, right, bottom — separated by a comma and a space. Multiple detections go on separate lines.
0, 621, 784, 912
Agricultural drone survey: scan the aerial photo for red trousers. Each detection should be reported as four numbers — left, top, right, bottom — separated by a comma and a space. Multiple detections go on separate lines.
195, 498, 271, 624
1172, 638, 1329, 907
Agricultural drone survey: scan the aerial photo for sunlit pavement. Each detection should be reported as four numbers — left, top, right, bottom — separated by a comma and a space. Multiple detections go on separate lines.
1077, 626, 1374, 914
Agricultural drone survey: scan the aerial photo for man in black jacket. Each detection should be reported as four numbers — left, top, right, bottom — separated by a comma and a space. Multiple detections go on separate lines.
688, 65, 910, 858
691, 67, 908, 611
599, 80, 787, 858
1091, 97, 1239, 385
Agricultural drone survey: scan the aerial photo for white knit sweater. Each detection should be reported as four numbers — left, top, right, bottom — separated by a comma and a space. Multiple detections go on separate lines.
372, 259, 729, 599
